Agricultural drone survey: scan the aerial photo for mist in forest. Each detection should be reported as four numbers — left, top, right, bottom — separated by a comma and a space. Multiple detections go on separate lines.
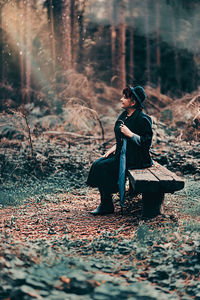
0, 0, 200, 109
87, 0, 200, 53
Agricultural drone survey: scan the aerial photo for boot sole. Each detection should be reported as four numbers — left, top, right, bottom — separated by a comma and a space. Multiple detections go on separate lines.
90, 210, 114, 216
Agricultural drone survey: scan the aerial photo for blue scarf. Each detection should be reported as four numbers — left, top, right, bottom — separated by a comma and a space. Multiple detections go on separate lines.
118, 137, 127, 208
117, 109, 141, 209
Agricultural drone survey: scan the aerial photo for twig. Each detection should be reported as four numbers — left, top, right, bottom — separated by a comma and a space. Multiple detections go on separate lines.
16, 106, 35, 159
23, 113, 34, 158
100, 137, 115, 147
146, 99, 161, 111
186, 95, 199, 108
77, 106, 105, 141
7, 163, 21, 180
96, 116, 104, 141
43, 131, 103, 140
0, 147, 9, 181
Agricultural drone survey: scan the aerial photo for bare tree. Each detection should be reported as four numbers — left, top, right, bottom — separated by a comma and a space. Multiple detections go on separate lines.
128, 0, 134, 84
156, 0, 161, 92
0, 6, 3, 84
145, 0, 150, 86
110, 0, 117, 80
76, 0, 87, 71
49, 0, 56, 72
25, 0, 32, 102
61, 0, 72, 71
116, 0, 126, 89
71, 0, 78, 68
171, 3, 181, 94
16, 0, 25, 102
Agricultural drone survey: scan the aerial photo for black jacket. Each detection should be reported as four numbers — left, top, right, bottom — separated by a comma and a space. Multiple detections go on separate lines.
86, 108, 153, 194
114, 108, 153, 169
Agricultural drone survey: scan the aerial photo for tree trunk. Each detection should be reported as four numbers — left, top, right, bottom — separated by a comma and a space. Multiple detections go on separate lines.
155, 0, 161, 92
49, 0, 56, 72
171, 5, 180, 94
17, 0, 25, 102
0, 6, 3, 84
128, 0, 134, 85
129, 27, 134, 85
117, 0, 126, 89
1, 7, 8, 94
0, 5, 4, 109
111, 25, 116, 78
191, 11, 198, 92
61, 0, 72, 71
77, 11, 84, 71
110, 0, 117, 82
145, 0, 150, 86
25, 0, 32, 103
71, 0, 78, 69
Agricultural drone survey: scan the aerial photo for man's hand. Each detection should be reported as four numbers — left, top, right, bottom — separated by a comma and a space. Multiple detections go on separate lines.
120, 124, 134, 138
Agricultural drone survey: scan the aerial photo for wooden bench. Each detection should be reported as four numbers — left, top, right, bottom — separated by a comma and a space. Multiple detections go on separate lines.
128, 161, 185, 218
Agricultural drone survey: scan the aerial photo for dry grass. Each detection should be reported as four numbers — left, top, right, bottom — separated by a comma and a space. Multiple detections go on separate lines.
94, 81, 121, 103
160, 90, 200, 141
64, 99, 104, 139
51, 69, 97, 109
145, 85, 173, 109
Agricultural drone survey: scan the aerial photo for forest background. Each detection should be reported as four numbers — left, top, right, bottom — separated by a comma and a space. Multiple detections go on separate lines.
1, 0, 200, 105
0, 0, 200, 299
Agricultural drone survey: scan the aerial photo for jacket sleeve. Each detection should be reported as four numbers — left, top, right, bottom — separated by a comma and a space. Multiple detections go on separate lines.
130, 116, 153, 148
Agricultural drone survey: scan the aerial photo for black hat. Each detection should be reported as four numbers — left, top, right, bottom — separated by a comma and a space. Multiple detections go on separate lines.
130, 86, 146, 108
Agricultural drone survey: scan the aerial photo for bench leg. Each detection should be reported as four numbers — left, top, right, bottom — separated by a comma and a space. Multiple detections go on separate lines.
142, 192, 164, 218
128, 179, 139, 197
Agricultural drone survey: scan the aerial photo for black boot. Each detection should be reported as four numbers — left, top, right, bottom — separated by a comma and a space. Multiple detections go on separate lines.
90, 191, 114, 216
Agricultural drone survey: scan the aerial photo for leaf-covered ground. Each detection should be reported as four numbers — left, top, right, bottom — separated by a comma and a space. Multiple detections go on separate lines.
0, 174, 200, 299
0, 122, 200, 299
1, 67, 200, 299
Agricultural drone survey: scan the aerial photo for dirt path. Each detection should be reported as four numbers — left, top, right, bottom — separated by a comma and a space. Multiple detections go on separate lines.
0, 183, 200, 300
0, 187, 197, 243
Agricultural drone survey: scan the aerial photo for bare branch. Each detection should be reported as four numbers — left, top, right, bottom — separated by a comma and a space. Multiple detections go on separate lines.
43, 131, 102, 140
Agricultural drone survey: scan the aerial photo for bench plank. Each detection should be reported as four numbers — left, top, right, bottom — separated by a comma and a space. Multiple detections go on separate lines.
153, 161, 185, 181
128, 168, 160, 193
128, 161, 185, 193
149, 161, 185, 192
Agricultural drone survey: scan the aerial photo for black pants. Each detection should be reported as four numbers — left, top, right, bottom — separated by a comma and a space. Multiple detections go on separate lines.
86, 155, 120, 195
